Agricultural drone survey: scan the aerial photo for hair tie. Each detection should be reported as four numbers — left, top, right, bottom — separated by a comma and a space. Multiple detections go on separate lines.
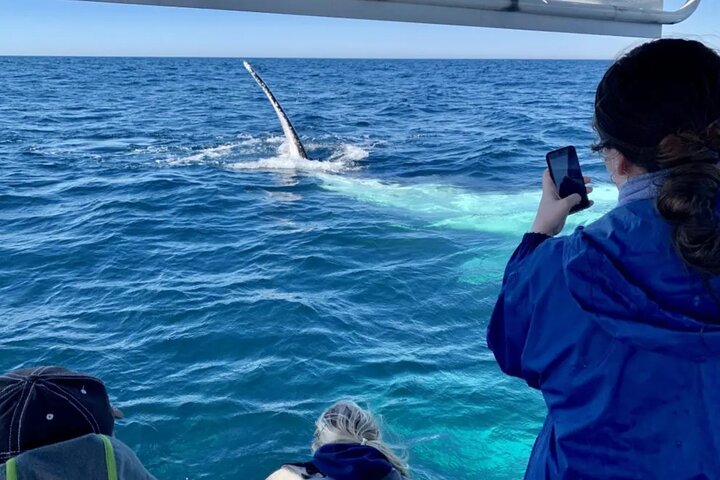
361, 438, 367, 446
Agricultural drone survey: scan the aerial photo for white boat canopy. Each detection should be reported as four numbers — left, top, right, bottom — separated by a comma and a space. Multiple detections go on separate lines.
77, 0, 700, 37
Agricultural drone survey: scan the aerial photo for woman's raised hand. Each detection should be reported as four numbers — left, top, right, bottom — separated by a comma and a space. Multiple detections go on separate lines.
530, 169, 593, 236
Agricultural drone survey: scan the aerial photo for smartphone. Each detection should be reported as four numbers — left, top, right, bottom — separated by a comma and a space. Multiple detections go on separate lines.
546, 146, 590, 214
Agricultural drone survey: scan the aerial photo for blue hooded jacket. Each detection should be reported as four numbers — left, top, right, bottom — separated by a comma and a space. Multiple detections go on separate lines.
488, 197, 720, 479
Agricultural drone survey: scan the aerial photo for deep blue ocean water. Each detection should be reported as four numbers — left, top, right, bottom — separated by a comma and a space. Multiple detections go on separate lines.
0, 57, 619, 479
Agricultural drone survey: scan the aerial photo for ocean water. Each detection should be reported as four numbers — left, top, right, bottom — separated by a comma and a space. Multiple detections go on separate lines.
0, 57, 616, 479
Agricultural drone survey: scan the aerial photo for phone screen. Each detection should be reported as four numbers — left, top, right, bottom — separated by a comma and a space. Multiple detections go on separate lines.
546, 146, 590, 214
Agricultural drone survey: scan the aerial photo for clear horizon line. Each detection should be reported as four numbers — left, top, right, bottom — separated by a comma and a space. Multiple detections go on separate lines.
0, 54, 613, 61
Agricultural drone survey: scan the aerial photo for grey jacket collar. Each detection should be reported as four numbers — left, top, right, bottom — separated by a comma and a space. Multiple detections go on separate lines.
617, 169, 669, 207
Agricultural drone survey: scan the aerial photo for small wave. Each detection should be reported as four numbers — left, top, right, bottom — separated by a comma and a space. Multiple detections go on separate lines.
329, 144, 370, 162
167, 142, 244, 165
161, 134, 288, 166
131, 145, 170, 155
265, 191, 303, 202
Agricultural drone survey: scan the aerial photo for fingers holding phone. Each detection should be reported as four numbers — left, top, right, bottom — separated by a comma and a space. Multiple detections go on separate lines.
531, 147, 593, 236
532, 170, 579, 236
546, 146, 591, 214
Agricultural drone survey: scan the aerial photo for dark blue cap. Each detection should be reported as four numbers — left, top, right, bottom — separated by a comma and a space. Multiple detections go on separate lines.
0, 366, 116, 461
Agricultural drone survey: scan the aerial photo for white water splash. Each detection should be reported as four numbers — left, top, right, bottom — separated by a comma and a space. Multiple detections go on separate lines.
228, 156, 356, 174
227, 139, 366, 173
162, 134, 365, 173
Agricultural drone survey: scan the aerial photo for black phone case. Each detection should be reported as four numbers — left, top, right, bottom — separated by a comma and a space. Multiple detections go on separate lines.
546, 146, 590, 214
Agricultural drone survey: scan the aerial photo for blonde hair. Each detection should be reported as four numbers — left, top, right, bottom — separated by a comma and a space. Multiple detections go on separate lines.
312, 400, 409, 478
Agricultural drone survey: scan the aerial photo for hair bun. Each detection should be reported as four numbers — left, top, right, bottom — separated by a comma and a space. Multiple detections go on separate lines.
658, 164, 720, 219
657, 162, 720, 274
657, 121, 720, 169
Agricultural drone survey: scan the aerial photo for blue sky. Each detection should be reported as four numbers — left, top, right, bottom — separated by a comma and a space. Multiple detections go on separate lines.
1, 0, 718, 58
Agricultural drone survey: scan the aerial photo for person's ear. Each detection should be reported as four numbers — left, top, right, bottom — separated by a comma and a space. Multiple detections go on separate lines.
614, 152, 631, 176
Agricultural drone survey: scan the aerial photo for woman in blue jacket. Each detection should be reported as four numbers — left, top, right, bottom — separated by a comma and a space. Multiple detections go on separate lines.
488, 38, 720, 479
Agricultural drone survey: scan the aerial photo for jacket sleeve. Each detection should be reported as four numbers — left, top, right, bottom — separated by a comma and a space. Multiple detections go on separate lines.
487, 232, 554, 389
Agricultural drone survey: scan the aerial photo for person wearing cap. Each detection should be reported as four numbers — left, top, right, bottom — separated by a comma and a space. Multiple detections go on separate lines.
0, 366, 156, 480
267, 401, 409, 480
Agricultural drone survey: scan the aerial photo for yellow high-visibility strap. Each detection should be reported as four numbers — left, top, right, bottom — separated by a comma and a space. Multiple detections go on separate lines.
5, 458, 17, 480
99, 435, 118, 480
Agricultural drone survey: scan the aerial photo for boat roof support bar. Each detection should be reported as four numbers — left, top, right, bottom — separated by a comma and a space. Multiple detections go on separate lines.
74, 0, 702, 38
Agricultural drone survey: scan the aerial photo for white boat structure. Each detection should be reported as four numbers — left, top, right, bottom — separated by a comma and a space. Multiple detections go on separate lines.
77, 0, 699, 37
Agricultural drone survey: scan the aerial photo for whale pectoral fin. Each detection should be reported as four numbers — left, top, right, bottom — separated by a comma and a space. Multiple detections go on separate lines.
243, 60, 310, 160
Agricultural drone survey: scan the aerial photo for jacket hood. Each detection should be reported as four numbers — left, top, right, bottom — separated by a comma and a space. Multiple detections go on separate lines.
312, 443, 396, 480
564, 199, 720, 360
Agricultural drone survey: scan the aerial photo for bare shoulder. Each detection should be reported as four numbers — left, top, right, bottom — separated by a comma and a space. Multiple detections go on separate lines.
265, 468, 304, 480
